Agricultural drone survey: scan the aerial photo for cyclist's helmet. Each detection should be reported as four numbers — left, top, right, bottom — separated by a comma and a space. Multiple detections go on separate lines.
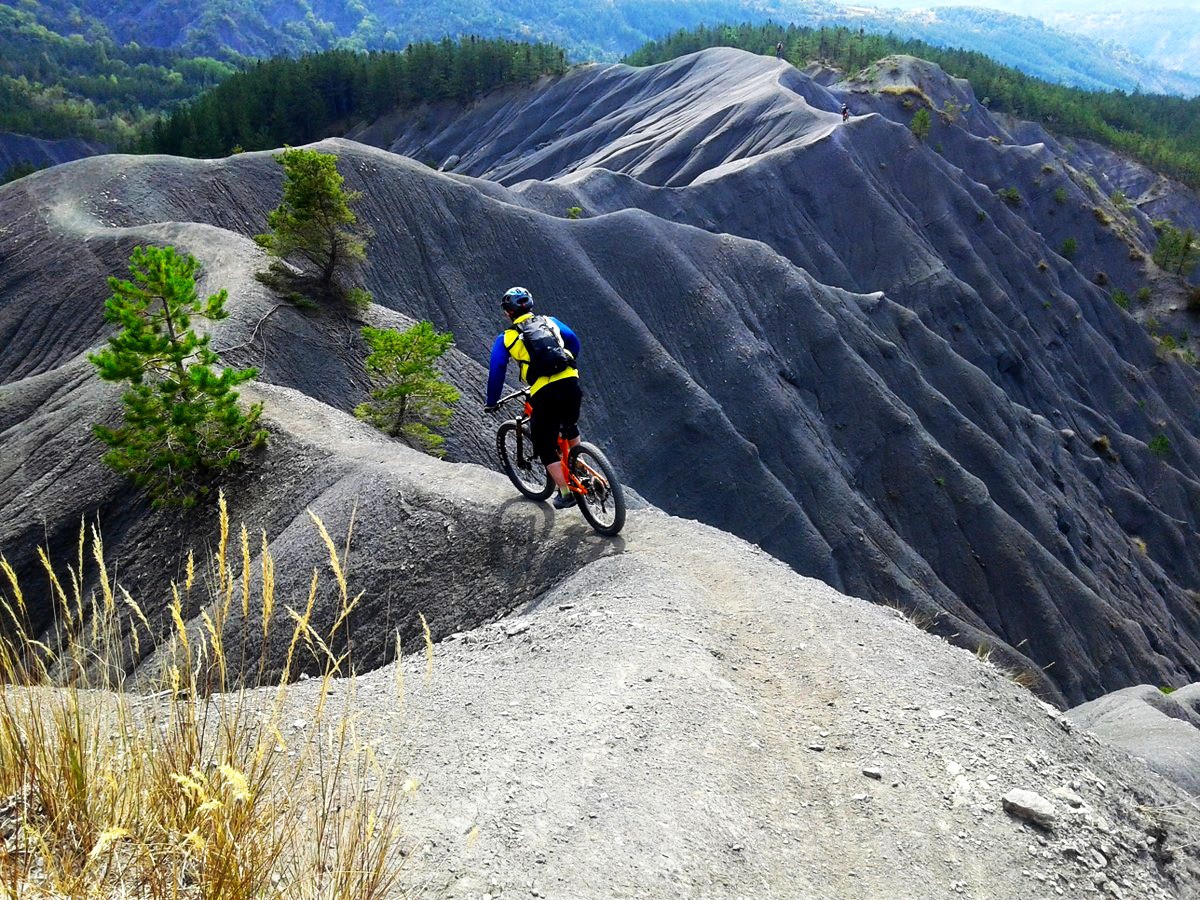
501, 286, 534, 316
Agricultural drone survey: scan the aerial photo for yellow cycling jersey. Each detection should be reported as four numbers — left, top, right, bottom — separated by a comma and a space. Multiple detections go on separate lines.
503, 313, 579, 396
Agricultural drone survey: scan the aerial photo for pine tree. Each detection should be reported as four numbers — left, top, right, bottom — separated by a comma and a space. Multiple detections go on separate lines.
1152, 221, 1199, 276
354, 322, 460, 457
89, 245, 268, 507
910, 107, 933, 142
255, 147, 372, 309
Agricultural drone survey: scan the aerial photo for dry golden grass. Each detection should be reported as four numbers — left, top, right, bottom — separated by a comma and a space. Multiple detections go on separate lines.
879, 84, 934, 106
0, 492, 413, 898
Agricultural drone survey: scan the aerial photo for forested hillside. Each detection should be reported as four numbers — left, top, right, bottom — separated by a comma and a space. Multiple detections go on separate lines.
149, 39, 567, 157
628, 23, 1200, 189
901, 0, 1200, 80
13, 0, 1199, 94
0, 4, 233, 146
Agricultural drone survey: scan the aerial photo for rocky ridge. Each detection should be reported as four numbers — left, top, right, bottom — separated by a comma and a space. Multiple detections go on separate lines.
5, 51, 1200, 707
359, 49, 1200, 705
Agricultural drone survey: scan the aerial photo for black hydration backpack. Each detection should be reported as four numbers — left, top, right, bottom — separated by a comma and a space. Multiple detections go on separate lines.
515, 315, 574, 382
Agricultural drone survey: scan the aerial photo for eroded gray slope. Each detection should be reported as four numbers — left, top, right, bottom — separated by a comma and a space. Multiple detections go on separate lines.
351, 51, 1200, 703
3, 106, 1200, 702
1069, 684, 1200, 796
0, 132, 105, 175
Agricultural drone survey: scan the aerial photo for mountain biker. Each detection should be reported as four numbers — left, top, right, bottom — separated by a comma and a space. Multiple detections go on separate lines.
775, 41, 784, 60
484, 287, 583, 509
841, 103, 850, 123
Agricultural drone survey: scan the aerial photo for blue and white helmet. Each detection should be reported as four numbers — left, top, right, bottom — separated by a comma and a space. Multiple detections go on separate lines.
501, 286, 534, 316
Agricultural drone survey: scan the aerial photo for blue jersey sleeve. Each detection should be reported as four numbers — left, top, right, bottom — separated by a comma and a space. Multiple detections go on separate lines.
552, 318, 581, 359
486, 334, 510, 407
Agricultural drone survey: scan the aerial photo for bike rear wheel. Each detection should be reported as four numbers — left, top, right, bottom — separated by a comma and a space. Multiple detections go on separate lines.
497, 421, 554, 500
568, 442, 626, 536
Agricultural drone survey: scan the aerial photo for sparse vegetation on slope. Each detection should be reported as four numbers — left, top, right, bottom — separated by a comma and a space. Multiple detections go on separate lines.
625, 23, 1200, 189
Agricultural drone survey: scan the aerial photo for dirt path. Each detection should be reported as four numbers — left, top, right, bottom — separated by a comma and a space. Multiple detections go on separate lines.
266, 508, 1200, 899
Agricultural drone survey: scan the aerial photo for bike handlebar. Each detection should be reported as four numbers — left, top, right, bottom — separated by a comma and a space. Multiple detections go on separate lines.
494, 388, 530, 408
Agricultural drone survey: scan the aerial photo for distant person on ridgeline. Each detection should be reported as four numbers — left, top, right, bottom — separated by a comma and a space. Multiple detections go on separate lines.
841, 103, 850, 123
775, 41, 784, 60
484, 287, 583, 509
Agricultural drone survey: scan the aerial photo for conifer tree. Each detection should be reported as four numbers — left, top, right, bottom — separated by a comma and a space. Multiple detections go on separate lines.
1152, 221, 1198, 277
256, 147, 372, 309
354, 322, 460, 457
89, 245, 267, 506
910, 107, 932, 142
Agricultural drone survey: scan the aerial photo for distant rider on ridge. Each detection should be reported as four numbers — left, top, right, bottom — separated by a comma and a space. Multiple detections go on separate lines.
484, 287, 583, 509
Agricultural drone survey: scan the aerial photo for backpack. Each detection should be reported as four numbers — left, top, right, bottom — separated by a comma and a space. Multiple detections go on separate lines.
514, 315, 574, 382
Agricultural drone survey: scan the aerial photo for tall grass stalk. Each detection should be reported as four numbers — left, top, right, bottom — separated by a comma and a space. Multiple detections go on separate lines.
0, 492, 408, 898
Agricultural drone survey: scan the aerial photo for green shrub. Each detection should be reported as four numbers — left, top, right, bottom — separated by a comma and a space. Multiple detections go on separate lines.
354, 322, 460, 456
1149, 433, 1172, 458
1060, 237, 1078, 260
1, 160, 41, 184
1138, 286, 1153, 304
1054, 187, 1068, 204
1112, 290, 1129, 310
997, 187, 1021, 206
566, 206, 583, 220
1152, 220, 1198, 276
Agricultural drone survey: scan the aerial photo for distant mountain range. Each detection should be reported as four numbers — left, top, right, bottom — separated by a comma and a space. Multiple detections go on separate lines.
16, 1, 1200, 96
882, 1, 1200, 82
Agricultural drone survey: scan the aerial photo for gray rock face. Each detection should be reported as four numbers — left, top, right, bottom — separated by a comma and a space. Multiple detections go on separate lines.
0, 132, 105, 175
1002, 788, 1059, 829
357, 50, 1200, 705
1068, 684, 1200, 795
4, 50, 1200, 707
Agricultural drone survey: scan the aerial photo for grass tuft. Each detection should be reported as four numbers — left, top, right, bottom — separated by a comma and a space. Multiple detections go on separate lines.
0, 491, 409, 898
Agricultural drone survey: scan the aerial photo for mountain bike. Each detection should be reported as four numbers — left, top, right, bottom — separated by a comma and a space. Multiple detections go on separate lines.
492, 388, 626, 536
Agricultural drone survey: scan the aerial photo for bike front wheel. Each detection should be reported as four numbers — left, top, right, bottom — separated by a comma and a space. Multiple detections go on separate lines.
568, 442, 626, 536
497, 421, 554, 500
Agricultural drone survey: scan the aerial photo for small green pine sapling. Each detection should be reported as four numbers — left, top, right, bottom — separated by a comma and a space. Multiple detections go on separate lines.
910, 107, 932, 142
355, 322, 461, 456
89, 245, 267, 506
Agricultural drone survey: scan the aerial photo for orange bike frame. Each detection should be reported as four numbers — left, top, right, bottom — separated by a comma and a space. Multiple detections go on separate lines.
521, 396, 602, 497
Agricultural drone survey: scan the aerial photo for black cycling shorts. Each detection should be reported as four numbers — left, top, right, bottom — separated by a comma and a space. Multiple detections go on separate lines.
529, 377, 582, 466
